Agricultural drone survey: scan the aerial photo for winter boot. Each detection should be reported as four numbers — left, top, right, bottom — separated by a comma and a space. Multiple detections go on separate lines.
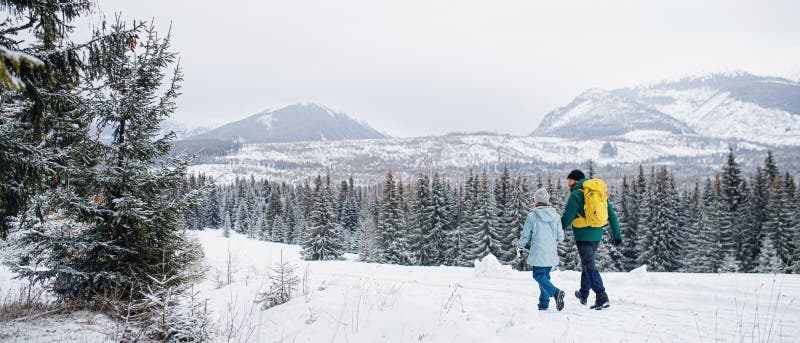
575, 290, 588, 305
590, 291, 610, 310
555, 290, 565, 311
538, 304, 548, 311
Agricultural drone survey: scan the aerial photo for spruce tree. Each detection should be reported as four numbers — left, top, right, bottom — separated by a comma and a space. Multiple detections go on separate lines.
782, 174, 798, 271
377, 171, 408, 264
673, 186, 692, 271
492, 166, 516, 263
293, 214, 307, 247
633, 165, 652, 269
425, 173, 451, 266
719, 253, 741, 273
397, 179, 411, 239
763, 174, 798, 271
756, 236, 783, 273
271, 213, 287, 243
257, 253, 299, 310
336, 180, 349, 224
11, 20, 206, 302
511, 176, 532, 270
763, 151, 779, 185
708, 175, 725, 272
205, 185, 223, 229
339, 179, 360, 253
696, 180, 720, 273
302, 175, 343, 260
266, 186, 283, 233
0, 0, 102, 239
720, 149, 746, 264
283, 194, 297, 244
465, 170, 495, 262
447, 183, 470, 266
234, 201, 250, 234
356, 197, 380, 262
252, 212, 265, 240
683, 181, 716, 273
638, 167, 681, 272
745, 167, 771, 270
617, 176, 637, 271
223, 212, 232, 238
409, 173, 432, 265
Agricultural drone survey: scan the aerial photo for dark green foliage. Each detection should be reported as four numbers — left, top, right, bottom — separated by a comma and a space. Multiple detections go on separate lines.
464, 170, 495, 262
637, 167, 682, 272
376, 170, 408, 264
0, 0, 98, 238
302, 175, 343, 261
9, 19, 207, 303
196, 151, 797, 274
492, 166, 516, 263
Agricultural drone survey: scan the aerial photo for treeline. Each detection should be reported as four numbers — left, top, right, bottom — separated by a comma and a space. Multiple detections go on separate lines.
616, 151, 798, 273
186, 150, 799, 274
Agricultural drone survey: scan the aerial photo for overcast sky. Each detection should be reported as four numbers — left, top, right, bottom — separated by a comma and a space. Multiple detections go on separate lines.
89, 0, 800, 137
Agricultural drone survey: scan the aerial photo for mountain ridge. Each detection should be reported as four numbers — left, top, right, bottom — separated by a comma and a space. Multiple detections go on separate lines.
187, 102, 389, 143
533, 72, 800, 146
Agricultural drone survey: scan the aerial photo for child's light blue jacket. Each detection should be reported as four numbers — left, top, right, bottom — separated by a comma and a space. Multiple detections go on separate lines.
517, 206, 565, 267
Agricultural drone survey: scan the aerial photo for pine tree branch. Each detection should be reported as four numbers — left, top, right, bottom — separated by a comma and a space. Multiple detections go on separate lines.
0, 17, 36, 35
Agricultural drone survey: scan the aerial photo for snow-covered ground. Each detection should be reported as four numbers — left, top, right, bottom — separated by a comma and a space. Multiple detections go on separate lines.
2, 231, 799, 342
195, 231, 799, 342
0, 262, 118, 342
0, 309, 115, 342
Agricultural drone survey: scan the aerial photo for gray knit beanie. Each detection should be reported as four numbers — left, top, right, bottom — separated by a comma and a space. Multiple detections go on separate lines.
533, 188, 550, 204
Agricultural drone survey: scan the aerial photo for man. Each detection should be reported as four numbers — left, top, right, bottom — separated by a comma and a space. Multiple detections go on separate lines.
560, 169, 622, 310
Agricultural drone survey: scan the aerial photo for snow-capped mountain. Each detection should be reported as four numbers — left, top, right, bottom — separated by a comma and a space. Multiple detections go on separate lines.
531, 88, 694, 137
533, 72, 800, 146
182, 72, 799, 184
188, 103, 388, 143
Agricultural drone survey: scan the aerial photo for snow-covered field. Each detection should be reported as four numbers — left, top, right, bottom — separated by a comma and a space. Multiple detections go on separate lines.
2, 231, 799, 342
194, 231, 800, 342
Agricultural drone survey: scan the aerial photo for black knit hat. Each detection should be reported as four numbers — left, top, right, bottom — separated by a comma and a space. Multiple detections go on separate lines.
567, 169, 586, 181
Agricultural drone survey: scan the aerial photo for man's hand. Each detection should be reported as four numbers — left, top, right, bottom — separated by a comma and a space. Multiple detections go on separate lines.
613, 238, 622, 246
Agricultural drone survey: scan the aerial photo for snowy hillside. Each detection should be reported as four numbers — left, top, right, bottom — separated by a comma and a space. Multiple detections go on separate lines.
531, 88, 694, 137
188, 103, 388, 143
7, 230, 796, 342
533, 72, 800, 146
187, 133, 770, 184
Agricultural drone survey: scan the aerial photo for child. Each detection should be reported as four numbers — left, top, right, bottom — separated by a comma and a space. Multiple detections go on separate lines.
517, 188, 566, 311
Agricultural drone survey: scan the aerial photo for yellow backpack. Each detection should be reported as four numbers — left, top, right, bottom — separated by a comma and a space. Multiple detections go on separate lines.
572, 178, 609, 228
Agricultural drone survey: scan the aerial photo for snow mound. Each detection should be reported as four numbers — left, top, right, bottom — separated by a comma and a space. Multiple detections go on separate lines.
473, 254, 513, 277
342, 253, 359, 262
630, 265, 648, 276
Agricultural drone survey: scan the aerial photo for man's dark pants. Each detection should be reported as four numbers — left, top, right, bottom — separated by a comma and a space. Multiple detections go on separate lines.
576, 241, 605, 296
